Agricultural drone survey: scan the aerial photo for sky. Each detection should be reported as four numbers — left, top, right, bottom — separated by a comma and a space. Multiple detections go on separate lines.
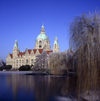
0, 0, 100, 62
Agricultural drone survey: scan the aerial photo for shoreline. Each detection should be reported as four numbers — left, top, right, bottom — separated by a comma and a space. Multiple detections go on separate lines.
0, 71, 33, 74
0, 71, 76, 76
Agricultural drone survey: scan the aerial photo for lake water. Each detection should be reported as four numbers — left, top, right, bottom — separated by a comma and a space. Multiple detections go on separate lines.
0, 71, 77, 101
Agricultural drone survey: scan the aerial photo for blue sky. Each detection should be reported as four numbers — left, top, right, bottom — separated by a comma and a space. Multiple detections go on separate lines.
0, 0, 100, 61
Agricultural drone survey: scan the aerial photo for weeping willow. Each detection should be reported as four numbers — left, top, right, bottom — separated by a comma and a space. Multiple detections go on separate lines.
69, 10, 100, 100
48, 52, 72, 75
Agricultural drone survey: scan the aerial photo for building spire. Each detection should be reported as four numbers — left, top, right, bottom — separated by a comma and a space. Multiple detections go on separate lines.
53, 37, 59, 52
41, 23, 45, 34
54, 37, 58, 45
13, 40, 20, 57
25, 46, 28, 52
42, 23, 44, 28
14, 40, 18, 47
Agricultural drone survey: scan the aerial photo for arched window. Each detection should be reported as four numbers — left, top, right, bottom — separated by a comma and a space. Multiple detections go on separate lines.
31, 59, 33, 63
16, 60, 18, 63
55, 44, 56, 48
39, 41, 42, 44
26, 59, 28, 63
39, 40, 42, 48
39, 45, 42, 48
19, 60, 21, 63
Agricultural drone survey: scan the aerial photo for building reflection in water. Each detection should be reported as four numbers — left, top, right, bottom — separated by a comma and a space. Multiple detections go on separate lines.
5, 74, 77, 101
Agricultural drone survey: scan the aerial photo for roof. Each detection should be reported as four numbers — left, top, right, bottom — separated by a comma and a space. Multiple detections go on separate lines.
68, 48, 73, 54
10, 49, 53, 58
54, 40, 58, 44
18, 52, 25, 57
46, 51, 53, 54
10, 54, 13, 58
27, 49, 43, 54
36, 25, 48, 41
14, 40, 18, 47
54, 37, 58, 44
37, 33, 48, 41
69, 50, 73, 53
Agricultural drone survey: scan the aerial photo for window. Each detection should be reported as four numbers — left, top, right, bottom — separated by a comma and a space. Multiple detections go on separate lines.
22, 60, 24, 63
39, 41, 42, 44
16, 60, 18, 63
55, 44, 56, 48
31, 59, 34, 63
39, 40, 42, 48
26, 59, 28, 63
19, 60, 21, 63
39, 45, 42, 48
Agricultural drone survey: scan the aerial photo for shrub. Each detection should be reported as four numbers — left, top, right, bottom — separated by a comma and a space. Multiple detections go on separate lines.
4, 65, 12, 70
45, 69, 50, 73
0, 66, 3, 71
19, 65, 31, 71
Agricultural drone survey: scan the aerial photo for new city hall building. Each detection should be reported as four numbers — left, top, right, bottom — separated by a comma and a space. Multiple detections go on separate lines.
6, 25, 59, 69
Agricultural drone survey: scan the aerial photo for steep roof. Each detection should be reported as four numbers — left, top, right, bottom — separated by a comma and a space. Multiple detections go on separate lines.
10, 54, 13, 58
18, 52, 25, 57
10, 49, 53, 58
54, 37, 58, 45
46, 51, 53, 54
14, 40, 18, 47
27, 49, 43, 54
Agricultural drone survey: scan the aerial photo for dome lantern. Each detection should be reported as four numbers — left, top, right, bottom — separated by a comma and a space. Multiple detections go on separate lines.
36, 24, 48, 41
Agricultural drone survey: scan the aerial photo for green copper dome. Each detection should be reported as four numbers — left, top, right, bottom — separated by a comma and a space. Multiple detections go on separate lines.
37, 33, 48, 41
36, 25, 48, 41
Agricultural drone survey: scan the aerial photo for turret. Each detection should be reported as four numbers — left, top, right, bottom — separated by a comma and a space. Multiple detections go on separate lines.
53, 37, 59, 52
13, 40, 20, 58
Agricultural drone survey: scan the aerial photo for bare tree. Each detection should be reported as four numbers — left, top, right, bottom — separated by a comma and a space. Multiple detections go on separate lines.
69, 10, 100, 100
33, 50, 48, 73
0, 58, 4, 67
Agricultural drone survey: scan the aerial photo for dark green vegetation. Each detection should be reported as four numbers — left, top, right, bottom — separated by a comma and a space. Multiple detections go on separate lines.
25, 72, 50, 75
0, 66, 3, 71
4, 65, 12, 70
0, 65, 12, 71
19, 65, 31, 71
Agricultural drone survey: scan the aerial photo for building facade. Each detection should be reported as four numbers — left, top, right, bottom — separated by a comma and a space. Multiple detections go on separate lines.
6, 25, 59, 69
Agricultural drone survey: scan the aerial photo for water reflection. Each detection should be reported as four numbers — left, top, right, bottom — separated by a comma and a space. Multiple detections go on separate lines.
0, 73, 77, 101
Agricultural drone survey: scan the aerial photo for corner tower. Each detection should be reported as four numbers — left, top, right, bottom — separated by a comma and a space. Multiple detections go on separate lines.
13, 40, 20, 58
34, 25, 51, 51
53, 37, 59, 52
